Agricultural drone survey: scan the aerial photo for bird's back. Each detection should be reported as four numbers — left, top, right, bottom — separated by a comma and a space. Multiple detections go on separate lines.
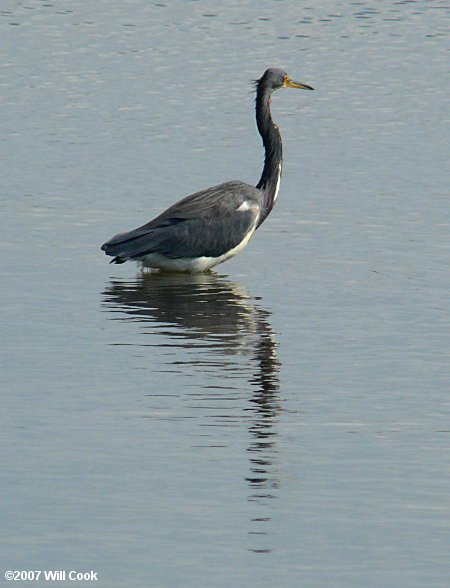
101, 180, 262, 269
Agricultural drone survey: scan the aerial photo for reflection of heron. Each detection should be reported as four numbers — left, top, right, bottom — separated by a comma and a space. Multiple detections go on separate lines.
103, 273, 277, 358
102, 273, 282, 552
101, 68, 313, 271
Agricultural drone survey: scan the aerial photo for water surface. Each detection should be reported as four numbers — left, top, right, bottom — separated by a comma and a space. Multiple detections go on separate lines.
1, 1, 449, 587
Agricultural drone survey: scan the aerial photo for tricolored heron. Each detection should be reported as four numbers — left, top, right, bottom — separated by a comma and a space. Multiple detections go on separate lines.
101, 68, 314, 272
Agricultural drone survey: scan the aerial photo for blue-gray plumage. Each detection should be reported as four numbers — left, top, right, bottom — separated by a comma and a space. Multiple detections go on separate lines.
101, 68, 314, 272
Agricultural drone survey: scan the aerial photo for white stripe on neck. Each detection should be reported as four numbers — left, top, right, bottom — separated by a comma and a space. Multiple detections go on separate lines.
273, 163, 282, 202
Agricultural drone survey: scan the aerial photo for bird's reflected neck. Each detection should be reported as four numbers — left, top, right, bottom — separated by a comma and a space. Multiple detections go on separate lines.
255, 88, 283, 227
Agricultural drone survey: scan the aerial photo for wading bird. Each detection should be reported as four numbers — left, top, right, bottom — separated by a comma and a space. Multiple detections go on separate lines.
101, 68, 314, 272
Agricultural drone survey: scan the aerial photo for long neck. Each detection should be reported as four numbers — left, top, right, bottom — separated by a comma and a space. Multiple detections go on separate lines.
255, 85, 283, 227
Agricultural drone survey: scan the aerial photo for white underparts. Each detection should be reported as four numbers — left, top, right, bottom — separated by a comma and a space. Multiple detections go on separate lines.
140, 223, 258, 273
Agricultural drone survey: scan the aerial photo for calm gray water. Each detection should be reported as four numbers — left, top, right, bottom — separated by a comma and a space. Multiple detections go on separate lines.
1, 1, 449, 587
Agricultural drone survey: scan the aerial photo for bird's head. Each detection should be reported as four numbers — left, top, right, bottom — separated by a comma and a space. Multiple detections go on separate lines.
256, 68, 314, 92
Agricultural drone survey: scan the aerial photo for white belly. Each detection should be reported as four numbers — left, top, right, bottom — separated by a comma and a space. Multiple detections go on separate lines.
140, 224, 257, 273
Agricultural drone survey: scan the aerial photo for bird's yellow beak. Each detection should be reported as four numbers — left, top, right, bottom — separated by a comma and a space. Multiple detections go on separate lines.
284, 76, 314, 91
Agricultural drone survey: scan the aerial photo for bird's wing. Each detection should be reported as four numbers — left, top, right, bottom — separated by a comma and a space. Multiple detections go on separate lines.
102, 181, 261, 261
